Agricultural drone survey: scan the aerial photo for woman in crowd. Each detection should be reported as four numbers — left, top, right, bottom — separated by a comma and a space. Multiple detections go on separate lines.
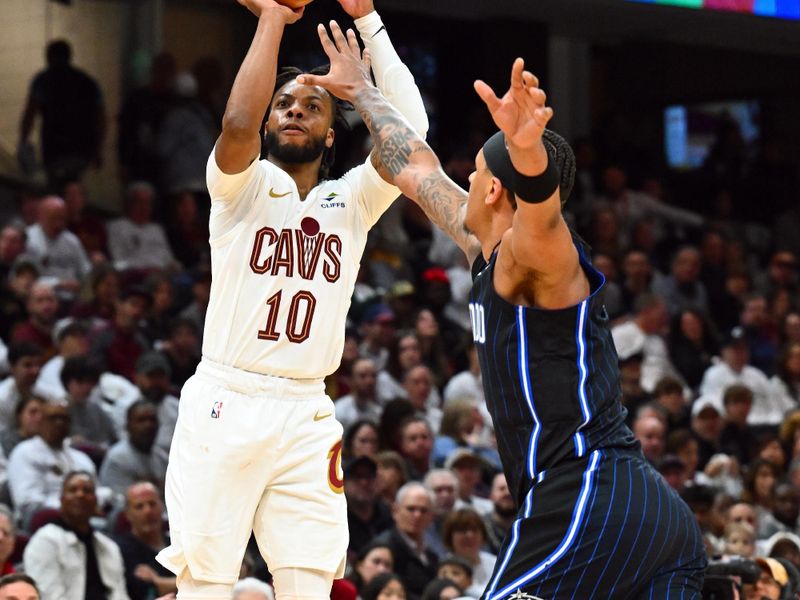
772, 341, 800, 404
0, 395, 45, 457
361, 572, 407, 600
420, 578, 463, 600
347, 542, 395, 597
668, 308, 719, 391
344, 420, 380, 461
441, 509, 496, 598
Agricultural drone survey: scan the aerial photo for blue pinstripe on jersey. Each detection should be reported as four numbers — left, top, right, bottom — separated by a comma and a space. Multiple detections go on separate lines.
573, 299, 591, 457
516, 306, 541, 479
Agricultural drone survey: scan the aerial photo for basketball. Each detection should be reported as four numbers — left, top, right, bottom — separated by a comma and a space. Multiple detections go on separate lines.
275, 0, 314, 9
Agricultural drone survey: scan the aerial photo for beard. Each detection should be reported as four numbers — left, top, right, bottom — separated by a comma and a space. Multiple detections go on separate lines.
265, 129, 328, 164
495, 503, 517, 519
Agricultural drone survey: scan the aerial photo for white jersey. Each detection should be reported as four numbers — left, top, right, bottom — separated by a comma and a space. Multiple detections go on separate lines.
203, 151, 399, 379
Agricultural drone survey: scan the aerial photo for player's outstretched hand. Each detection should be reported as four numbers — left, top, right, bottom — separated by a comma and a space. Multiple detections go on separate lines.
337, 0, 375, 19
297, 21, 373, 102
474, 57, 553, 152
237, 0, 304, 23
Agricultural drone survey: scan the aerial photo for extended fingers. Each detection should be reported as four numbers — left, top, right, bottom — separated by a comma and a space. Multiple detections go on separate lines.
474, 79, 501, 112
329, 20, 350, 53
316, 23, 338, 59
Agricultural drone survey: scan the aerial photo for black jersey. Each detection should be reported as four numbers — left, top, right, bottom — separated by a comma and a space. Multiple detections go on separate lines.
469, 235, 637, 505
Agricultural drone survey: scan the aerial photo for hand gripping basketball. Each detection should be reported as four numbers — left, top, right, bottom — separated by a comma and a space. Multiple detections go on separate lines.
236, 0, 307, 21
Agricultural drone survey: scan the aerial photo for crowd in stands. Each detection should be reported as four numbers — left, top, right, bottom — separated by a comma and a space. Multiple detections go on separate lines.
2, 37, 800, 600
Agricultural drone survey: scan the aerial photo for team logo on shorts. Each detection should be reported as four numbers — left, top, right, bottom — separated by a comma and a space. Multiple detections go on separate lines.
210, 401, 223, 419
327, 440, 344, 494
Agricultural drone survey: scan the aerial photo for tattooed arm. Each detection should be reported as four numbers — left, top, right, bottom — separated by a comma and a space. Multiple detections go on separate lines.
299, 22, 481, 261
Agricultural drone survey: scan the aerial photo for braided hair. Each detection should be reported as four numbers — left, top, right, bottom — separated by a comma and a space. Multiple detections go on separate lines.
265, 65, 354, 180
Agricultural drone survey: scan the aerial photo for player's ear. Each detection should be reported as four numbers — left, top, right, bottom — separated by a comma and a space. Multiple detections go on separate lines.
486, 176, 505, 206
325, 127, 335, 149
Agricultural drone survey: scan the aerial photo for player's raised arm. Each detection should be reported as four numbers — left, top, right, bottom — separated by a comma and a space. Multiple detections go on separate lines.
474, 58, 585, 304
299, 21, 481, 261
215, 0, 303, 175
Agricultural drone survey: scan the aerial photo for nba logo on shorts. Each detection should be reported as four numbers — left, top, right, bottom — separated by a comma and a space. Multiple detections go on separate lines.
210, 401, 223, 419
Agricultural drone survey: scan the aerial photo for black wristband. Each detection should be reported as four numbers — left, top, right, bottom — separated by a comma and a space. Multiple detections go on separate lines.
512, 150, 560, 204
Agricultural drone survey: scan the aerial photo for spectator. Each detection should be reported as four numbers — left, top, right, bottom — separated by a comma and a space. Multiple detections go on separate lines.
10, 280, 58, 360
336, 358, 382, 431
24, 196, 91, 299
232, 578, 274, 600
740, 293, 779, 376
89, 286, 151, 381
347, 542, 394, 596
632, 414, 666, 464
403, 365, 442, 434
741, 458, 781, 538
482, 473, 514, 556
618, 250, 655, 316
0, 574, 39, 600
441, 508, 496, 598
0, 256, 38, 342
141, 273, 176, 348
658, 454, 689, 493
115, 482, 175, 600
420, 578, 462, 600
753, 557, 791, 600
35, 319, 90, 402
652, 246, 709, 317
23, 472, 128, 600
700, 326, 790, 426
771, 341, 800, 405
378, 334, 421, 405
0, 342, 43, 430
667, 309, 719, 392
99, 401, 166, 499
164, 192, 209, 272
156, 58, 222, 197
342, 420, 379, 461
0, 226, 26, 284
132, 352, 179, 456
156, 318, 199, 393
412, 308, 455, 389
344, 456, 394, 558
373, 483, 437, 600
443, 342, 485, 418
360, 573, 407, 600
433, 400, 480, 468
70, 264, 120, 324
723, 521, 755, 557
7, 402, 95, 528
398, 416, 434, 481
62, 179, 108, 262
18, 40, 105, 186
0, 505, 15, 575
177, 266, 210, 341
612, 293, 684, 393
435, 555, 473, 599
107, 182, 176, 272
769, 482, 800, 538
720, 384, 758, 466
359, 304, 397, 371
652, 376, 690, 430
0, 395, 45, 457
117, 52, 178, 184
374, 451, 409, 508
61, 355, 117, 455
444, 449, 492, 518
422, 469, 459, 557
690, 396, 725, 471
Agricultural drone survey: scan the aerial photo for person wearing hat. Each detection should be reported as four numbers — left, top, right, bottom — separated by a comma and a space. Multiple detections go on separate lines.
753, 557, 791, 600
700, 326, 790, 426
445, 449, 492, 517
304, 43, 705, 596
690, 395, 725, 471
386, 280, 417, 331
344, 455, 393, 558
358, 304, 397, 371
89, 286, 151, 381
35, 318, 90, 402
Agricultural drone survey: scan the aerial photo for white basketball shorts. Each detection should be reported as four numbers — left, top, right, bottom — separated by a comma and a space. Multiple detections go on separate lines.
156, 359, 348, 584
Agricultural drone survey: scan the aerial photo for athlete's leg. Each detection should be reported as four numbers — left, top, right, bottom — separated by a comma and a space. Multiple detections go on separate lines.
638, 559, 705, 600
272, 567, 335, 600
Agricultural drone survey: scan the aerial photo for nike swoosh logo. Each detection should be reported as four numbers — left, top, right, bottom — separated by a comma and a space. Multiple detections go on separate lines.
313, 411, 333, 422
269, 187, 292, 198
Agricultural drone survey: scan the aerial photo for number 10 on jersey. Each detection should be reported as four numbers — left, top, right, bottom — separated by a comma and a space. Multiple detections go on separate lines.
258, 289, 317, 343
469, 302, 486, 344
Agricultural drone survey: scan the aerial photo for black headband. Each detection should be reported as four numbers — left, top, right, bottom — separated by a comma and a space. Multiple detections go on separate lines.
481, 129, 576, 206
